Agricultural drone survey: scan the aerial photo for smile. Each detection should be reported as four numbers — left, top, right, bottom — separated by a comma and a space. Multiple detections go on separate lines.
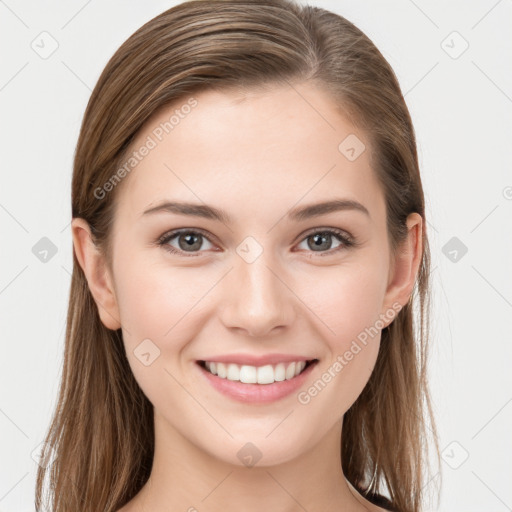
199, 360, 317, 384
196, 359, 319, 403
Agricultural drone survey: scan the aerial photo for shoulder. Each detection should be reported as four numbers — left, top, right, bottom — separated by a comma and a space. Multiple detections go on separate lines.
114, 504, 132, 512
346, 478, 396, 512
365, 494, 396, 512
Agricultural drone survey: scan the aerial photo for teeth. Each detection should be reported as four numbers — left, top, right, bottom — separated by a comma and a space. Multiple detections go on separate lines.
240, 364, 258, 383
285, 362, 296, 380
203, 360, 309, 384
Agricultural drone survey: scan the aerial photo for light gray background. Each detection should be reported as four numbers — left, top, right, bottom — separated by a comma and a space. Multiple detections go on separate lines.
1, 1, 511, 511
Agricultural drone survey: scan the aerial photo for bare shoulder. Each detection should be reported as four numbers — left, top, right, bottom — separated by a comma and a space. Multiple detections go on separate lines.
368, 502, 394, 512
354, 496, 393, 512
359, 497, 394, 512
346, 478, 395, 512
114, 503, 133, 512
115, 491, 145, 512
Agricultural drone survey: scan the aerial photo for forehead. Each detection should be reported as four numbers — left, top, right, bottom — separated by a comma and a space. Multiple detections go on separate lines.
114, 83, 384, 227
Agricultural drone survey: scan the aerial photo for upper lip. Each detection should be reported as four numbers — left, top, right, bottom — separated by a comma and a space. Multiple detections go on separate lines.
197, 353, 318, 366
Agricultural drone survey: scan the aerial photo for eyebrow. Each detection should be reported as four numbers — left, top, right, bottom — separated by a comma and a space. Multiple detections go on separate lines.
142, 198, 370, 223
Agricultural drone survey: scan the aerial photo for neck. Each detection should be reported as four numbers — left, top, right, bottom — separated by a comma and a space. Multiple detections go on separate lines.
130, 412, 370, 512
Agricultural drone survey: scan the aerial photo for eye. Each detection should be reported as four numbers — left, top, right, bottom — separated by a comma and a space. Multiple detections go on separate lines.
295, 228, 355, 256
157, 229, 216, 257
156, 227, 356, 258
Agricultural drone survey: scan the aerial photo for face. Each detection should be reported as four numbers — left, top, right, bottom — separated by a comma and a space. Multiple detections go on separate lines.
74, 82, 416, 467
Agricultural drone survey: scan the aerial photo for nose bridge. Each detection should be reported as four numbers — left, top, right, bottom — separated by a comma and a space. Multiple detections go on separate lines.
220, 243, 295, 337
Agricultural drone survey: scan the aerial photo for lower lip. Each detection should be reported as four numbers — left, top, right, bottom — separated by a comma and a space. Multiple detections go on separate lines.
196, 360, 318, 403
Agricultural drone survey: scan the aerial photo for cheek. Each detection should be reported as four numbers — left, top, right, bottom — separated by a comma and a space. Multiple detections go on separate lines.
113, 254, 216, 402
299, 256, 387, 340
295, 259, 387, 409
113, 252, 213, 352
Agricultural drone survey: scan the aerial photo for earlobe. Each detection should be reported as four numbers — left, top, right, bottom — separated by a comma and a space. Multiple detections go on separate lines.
381, 213, 423, 326
71, 218, 122, 331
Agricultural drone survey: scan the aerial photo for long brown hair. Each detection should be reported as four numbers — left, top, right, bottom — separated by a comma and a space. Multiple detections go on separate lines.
35, 1, 441, 510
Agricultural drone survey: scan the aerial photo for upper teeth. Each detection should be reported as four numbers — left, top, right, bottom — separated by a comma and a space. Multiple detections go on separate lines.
204, 361, 308, 384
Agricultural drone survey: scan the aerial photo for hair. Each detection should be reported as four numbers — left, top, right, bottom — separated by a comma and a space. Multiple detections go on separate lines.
35, 1, 441, 511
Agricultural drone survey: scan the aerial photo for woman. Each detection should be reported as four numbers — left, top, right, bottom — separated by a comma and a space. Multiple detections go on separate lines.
35, 1, 441, 511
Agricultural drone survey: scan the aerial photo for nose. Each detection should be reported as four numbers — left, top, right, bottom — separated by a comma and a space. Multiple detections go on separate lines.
219, 251, 296, 338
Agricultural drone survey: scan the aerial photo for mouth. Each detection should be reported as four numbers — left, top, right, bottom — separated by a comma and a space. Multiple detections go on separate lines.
196, 357, 320, 403
196, 358, 319, 385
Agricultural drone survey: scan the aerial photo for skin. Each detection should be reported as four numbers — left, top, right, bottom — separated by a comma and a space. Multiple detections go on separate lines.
72, 81, 422, 512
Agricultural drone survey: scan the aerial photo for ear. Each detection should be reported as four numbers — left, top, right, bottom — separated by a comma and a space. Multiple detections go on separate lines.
381, 212, 423, 326
71, 217, 122, 331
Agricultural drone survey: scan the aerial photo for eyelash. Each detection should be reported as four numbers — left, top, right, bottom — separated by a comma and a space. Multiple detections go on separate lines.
155, 227, 357, 258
